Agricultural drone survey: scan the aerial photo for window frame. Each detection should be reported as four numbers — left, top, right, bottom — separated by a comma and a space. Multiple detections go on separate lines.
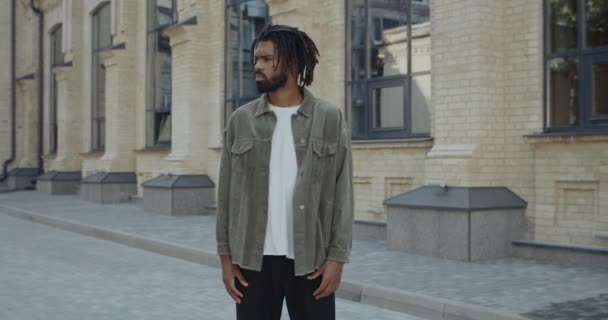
543, 0, 608, 133
145, 0, 178, 147
346, 0, 431, 140
223, 0, 270, 127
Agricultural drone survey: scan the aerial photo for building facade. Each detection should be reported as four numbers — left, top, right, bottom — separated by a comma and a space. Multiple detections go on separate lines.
0, 0, 607, 251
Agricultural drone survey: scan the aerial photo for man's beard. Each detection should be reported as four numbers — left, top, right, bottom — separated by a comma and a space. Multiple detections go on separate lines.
256, 72, 288, 93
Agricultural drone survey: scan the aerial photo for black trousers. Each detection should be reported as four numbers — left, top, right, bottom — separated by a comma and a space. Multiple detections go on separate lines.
235, 256, 335, 320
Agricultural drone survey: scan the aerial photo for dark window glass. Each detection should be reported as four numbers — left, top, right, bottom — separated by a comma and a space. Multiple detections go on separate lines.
91, 3, 111, 151
224, 0, 269, 124
146, 0, 176, 146
585, 0, 608, 48
348, 0, 431, 140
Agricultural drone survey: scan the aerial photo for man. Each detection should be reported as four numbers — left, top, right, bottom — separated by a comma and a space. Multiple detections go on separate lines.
216, 24, 354, 320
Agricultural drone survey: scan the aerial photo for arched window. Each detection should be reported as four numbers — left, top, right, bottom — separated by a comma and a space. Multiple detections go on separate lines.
224, 0, 269, 124
146, 0, 177, 147
49, 24, 63, 154
91, 2, 111, 151
347, 0, 431, 140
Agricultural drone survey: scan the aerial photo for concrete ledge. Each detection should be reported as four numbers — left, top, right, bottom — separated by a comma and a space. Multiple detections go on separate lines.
512, 240, 608, 270
0, 205, 528, 320
358, 283, 527, 320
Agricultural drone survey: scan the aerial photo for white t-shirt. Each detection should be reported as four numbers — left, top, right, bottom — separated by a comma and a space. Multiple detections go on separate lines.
263, 103, 300, 259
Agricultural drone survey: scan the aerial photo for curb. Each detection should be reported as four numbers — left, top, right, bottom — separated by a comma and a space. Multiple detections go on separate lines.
0, 205, 528, 320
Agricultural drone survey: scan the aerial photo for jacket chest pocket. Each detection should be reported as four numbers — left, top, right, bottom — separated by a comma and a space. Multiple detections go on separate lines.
312, 141, 337, 178
230, 140, 254, 173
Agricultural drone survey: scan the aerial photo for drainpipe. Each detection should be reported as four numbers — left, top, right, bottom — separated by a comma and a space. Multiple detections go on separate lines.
0, 0, 17, 182
31, 0, 44, 176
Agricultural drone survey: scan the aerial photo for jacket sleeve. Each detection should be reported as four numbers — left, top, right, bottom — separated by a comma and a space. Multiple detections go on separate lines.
327, 109, 354, 263
216, 116, 234, 256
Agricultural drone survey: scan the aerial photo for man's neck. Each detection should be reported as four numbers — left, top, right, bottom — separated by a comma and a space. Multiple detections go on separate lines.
267, 84, 303, 108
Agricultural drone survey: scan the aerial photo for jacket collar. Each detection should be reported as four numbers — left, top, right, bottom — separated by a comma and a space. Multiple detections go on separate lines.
255, 87, 314, 118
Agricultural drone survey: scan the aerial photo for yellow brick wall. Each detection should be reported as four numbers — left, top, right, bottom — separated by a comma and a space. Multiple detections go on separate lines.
13, 1, 38, 170
353, 142, 432, 221
528, 137, 608, 247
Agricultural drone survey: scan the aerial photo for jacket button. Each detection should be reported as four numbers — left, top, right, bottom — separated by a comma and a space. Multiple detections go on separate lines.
300, 138, 306, 144
299, 205, 305, 210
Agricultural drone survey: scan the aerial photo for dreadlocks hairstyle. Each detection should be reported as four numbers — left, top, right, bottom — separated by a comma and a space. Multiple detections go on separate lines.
251, 24, 320, 87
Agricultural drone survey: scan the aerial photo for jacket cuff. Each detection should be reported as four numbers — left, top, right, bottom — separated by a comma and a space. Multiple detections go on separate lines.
217, 242, 231, 256
327, 247, 350, 263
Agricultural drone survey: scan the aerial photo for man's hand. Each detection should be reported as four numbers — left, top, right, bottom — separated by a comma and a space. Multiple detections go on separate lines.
220, 255, 248, 304
307, 260, 344, 300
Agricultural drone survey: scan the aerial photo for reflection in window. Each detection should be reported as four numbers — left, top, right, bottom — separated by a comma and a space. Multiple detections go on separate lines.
348, 0, 431, 140
91, 3, 111, 151
146, 0, 176, 147
49, 24, 63, 154
545, 0, 608, 130
224, 0, 269, 124
548, 0, 578, 53
548, 57, 578, 126
591, 62, 608, 116
585, 0, 608, 48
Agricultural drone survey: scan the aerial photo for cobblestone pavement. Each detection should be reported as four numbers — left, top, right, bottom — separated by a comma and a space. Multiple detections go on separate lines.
1, 191, 608, 318
523, 294, 608, 320
0, 214, 421, 320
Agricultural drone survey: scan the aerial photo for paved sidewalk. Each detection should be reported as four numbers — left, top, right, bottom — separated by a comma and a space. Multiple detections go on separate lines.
0, 214, 417, 320
1, 191, 607, 319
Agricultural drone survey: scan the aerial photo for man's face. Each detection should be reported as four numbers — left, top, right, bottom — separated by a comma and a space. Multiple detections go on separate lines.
253, 40, 289, 93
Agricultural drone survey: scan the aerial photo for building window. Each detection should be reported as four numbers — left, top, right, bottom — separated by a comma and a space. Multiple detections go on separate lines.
146, 0, 177, 147
224, 0, 269, 124
347, 0, 431, 140
545, 0, 608, 131
91, 3, 111, 151
49, 24, 63, 154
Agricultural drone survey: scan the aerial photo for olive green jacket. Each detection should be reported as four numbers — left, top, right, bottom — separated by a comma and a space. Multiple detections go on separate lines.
216, 88, 354, 276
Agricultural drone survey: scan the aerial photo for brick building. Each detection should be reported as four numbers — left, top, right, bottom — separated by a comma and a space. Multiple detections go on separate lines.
0, 0, 606, 258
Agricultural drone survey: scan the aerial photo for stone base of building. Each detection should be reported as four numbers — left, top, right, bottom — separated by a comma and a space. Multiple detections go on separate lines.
37, 171, 82, 195
142, 174, 215, 216
512, 240, 608, 270
81, 172, 137, 204
353, 219, 387, 241
384, 186, 527, 262
6, 168, 39, 190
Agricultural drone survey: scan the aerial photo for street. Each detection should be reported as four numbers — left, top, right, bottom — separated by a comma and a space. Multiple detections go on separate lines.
0, 214, 419, 320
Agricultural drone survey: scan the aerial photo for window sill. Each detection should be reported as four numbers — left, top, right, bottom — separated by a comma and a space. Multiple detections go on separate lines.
352, 137, 434, 150
80, 150, 104, 158
41, 153, 57, 160
134, 145, 171, 153
525, 131, 608, 144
